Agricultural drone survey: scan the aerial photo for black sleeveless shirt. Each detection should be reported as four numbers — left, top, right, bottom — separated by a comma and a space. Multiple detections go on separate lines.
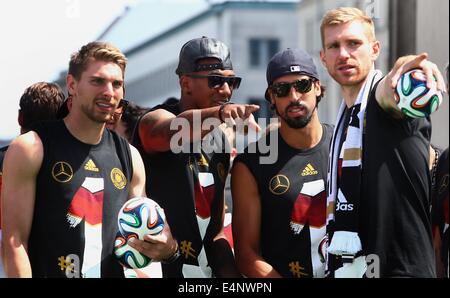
0, 146, 8, 187
234, 124, 333, 277
432, 148, 449, 277
132, 100, 230, 277
28, 120, 132, 277
0, 145, 7, 231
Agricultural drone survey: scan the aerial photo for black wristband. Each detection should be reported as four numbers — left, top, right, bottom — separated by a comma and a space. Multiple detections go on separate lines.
161, 244, 181, 264
218, 102, 232, 123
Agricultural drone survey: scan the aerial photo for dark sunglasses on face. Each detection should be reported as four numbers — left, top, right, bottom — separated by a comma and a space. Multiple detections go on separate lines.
187, 74, 242, 90
270, 78, 315, 98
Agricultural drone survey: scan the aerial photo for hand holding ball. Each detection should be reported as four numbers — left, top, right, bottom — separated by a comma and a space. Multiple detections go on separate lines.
114, 197, 165, 269
395, 69, 443, 118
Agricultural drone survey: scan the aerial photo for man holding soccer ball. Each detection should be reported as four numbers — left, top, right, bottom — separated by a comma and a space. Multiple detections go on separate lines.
1, 42, 149, 277
319, 7, 446, 277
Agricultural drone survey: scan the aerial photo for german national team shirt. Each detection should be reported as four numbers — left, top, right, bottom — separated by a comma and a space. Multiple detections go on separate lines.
0, 145, 7, 278
432, 148, 449, 277
28, 120, 132, 277
132, 100, 230, 277
234, 124, 333, 278
0, 145, 8, 230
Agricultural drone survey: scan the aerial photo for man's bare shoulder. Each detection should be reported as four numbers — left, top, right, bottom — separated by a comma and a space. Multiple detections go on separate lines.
140, 108, 176, 125
6, 131, 43, 164
138, 108, 178, 152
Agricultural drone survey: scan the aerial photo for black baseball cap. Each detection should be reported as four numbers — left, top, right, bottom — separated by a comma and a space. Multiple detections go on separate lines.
265, 48, 319, 101
175, 36, 233, 75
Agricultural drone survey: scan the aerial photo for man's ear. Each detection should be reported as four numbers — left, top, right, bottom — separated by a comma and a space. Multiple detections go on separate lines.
320, 49, 327, 67
314, 81, 322, 97
269, 90, 277, 108
371, 40, 381, 62
270, 99, 276, 108
179, 75, 191, 94
66, 74, 77, 97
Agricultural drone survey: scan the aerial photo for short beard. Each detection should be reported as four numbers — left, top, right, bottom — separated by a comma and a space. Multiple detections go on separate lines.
275, 102, 315, 129
81, 103, 109, 124
284, 113, 313, 129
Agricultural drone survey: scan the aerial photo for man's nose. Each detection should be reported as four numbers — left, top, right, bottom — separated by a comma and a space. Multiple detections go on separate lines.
338, 46, 351, 59
102, 82, 115, 98
217, 81, 232, 98
288, 85, 301, 102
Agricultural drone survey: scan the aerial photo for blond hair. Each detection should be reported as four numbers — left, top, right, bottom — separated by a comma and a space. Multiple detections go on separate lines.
320, 7, 376, 48
68, 41, 127, 80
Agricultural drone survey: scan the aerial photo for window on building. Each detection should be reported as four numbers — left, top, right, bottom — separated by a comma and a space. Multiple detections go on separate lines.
249, 38, 280, 68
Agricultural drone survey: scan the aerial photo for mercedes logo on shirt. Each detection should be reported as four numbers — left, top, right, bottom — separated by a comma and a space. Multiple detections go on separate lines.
52, 161, 74, 183
269, 174, 290, 195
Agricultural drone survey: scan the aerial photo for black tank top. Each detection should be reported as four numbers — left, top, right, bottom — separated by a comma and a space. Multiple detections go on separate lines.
432, 148, 449, 277
234, 124, 333, 277
0, 145, 7, 230
132, 99, 230, 277
28, 120, 132, 277
0, 146, 7, 185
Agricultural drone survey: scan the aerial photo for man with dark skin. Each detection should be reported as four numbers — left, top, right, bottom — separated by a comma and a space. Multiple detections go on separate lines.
130, 37, 259, 277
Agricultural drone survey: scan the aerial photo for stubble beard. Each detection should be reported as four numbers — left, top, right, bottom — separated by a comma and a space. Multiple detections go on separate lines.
80, 102, 111, 124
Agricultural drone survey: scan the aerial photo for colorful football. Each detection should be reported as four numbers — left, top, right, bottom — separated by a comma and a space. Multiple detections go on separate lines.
114, 231, 151, 269
395, 69, 443, 118
117, 197, 165, 240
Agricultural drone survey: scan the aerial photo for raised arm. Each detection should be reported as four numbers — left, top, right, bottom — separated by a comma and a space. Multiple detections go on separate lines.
138, 104, 260, 154
231, 161, 282, 278
375, 53, 447, 116
1, 132, 43, 277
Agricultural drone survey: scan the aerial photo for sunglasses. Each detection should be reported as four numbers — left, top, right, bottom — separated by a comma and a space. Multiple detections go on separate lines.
187, 74, 242, 90
270, 78, 315, 98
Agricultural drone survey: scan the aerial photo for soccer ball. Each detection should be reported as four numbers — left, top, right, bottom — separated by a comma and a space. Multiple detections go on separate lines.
114, 232, 151, 269
395, 69, 443, 118
117, 197, 165, 239
114, 197, 165, 269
